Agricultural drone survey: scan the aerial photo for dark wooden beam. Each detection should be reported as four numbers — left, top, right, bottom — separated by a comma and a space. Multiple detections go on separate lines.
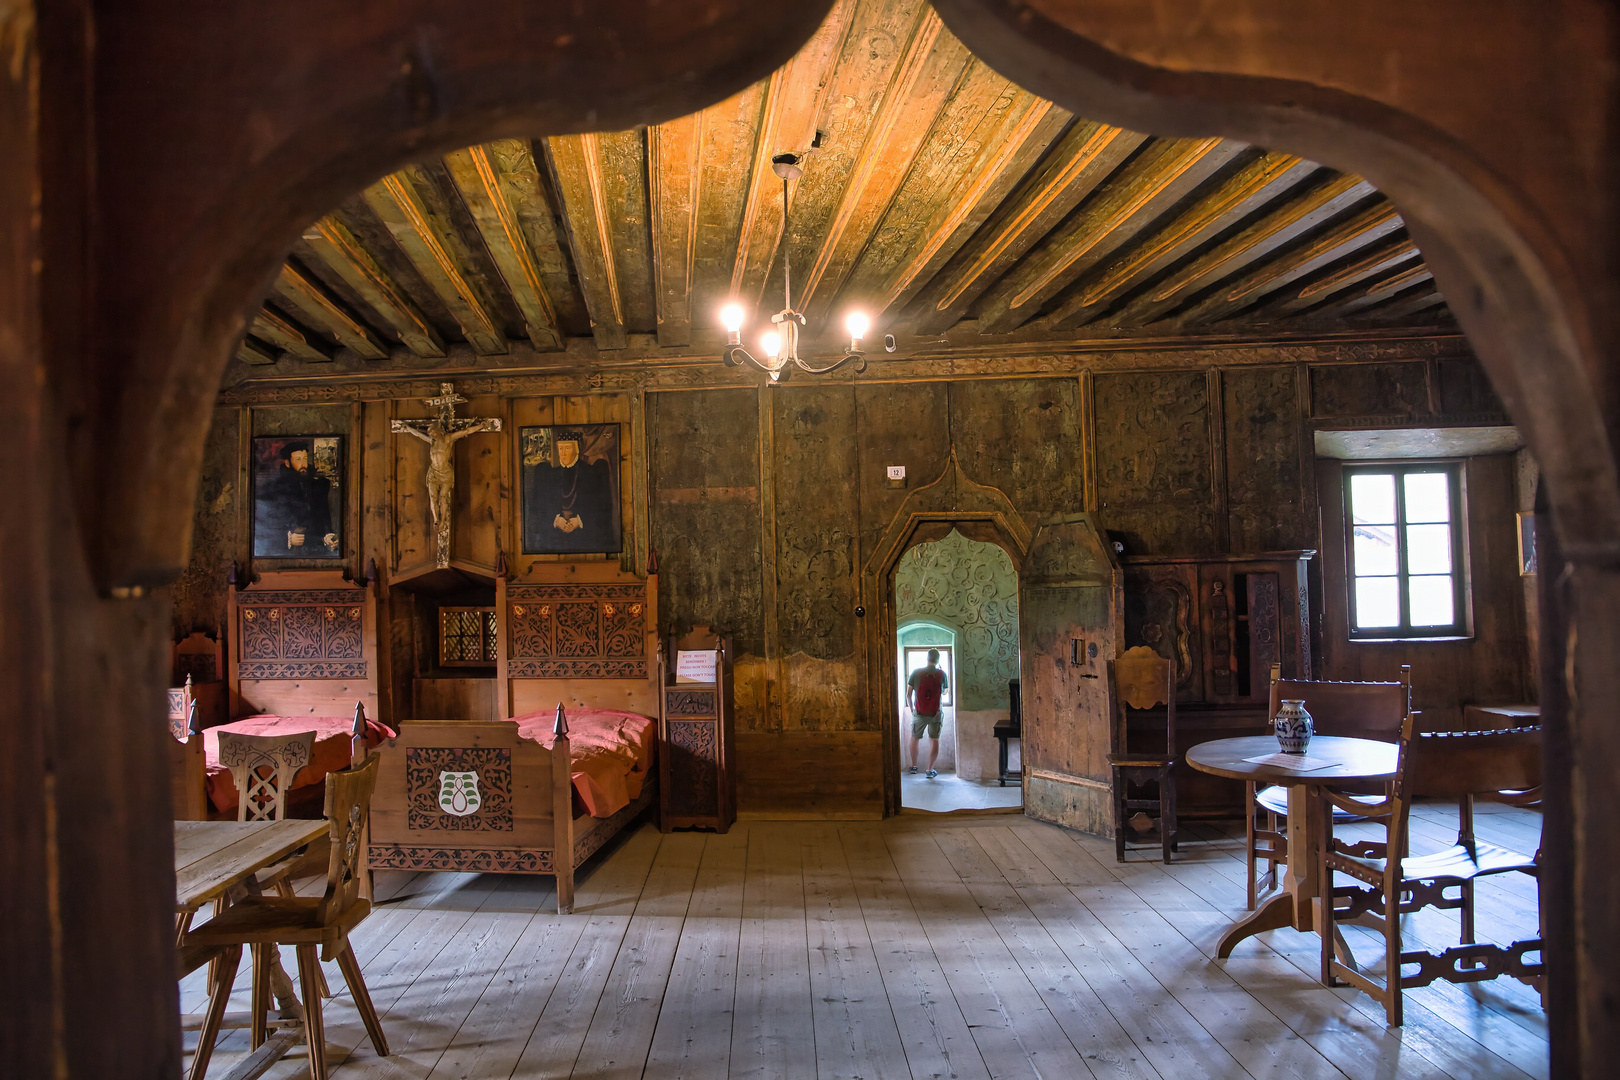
271, 264, 389, 359
251, 309, 330, 361
1258, 234, 1421, 317
363, 169, 509, 355
300, 215, 446, 358
974, 135, 1241, 334
444, 143, 564, 351
234, 336, 279, 366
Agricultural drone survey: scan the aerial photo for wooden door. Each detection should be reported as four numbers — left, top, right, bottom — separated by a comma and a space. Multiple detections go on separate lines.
1019, 515, 1122, 835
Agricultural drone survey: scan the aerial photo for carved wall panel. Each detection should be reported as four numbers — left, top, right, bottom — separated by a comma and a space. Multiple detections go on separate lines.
1223, 366, 1307, 551
404, 746, 514, 832
507, 582, 648, 678
774, 385, 859, 659
1310, 361, 1429, 417
1094, 371, 1213, 554
949, 379, 1082, 516
237, 593, 366, 679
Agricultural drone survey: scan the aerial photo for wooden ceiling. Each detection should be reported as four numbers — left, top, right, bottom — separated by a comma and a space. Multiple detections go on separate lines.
239, 1, 1451, 371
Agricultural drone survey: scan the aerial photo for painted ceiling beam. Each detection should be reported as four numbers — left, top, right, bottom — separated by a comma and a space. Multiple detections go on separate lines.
1369, 286, 1447, 323
1048, 150, 1317, 329
648, 113, 703, 347
1176, 199, 1406, 325
974, 135, 1240, 334
1313, 262, 1435, 320
300, 216, 446, 358
444, 144, 564, 352
272, 264, 389, 359
235, 336, 278, 366
1109, 172, 1374, 328
252, 310, 330, 361
363, 170, 509, 355
545, 133, 629, 350
1260, 235, 1421, 318
905, 119, 1146, 335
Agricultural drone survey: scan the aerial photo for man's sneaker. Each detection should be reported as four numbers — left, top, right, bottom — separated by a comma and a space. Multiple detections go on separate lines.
925, 769, 938, 779
908, 765, 918, 774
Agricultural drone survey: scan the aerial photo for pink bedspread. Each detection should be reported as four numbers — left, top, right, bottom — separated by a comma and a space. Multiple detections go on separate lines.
205, 714, 395, 814
510, 708, 657, 818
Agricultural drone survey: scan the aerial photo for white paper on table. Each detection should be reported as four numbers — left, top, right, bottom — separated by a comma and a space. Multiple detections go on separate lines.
1242, 752, 1340, 771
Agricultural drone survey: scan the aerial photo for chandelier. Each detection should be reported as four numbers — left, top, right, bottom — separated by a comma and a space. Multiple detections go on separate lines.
720, 151, 869, 383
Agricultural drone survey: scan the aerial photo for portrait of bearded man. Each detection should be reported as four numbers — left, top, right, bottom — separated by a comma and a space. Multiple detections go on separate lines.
252, 436, 343, 558
520, 425, 621, 554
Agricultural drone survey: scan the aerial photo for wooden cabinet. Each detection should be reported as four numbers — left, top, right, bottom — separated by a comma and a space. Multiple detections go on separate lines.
1120, 551, 1314, 817
658, 628, 736, 832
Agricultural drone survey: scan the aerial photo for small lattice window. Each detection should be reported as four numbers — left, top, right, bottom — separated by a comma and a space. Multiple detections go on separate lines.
439, 607, 497, 666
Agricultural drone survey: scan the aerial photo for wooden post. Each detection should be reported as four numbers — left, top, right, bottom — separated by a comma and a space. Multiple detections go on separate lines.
552, 703, 574, 913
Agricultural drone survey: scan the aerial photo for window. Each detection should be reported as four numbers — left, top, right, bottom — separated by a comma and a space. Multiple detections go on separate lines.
903, 647, 954, 707
1344, 463, 1467, 638
439, 606, 498, 665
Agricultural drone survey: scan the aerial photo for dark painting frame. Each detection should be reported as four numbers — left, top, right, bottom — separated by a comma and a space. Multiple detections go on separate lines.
520, 424, 622, 554
252, 434, 346, 559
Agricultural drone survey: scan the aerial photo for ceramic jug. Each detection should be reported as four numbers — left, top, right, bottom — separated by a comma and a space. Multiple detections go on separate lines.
1273, 699, 1314, 755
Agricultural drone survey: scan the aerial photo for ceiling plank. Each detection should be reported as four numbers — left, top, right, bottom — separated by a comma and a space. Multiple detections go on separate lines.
974, 135, 1240, 334
252, 310, 329, 362
687, 85, 770, 341
362, 170, 509, 355
1175, 198, 1406, 325
235, 337, 278, 366
728, 2, 855, 311
1108, 172, 1374, 327
444, 144, 563, 351
301, 216, 445, 357
545, 132, 629, 350
648, 113, 703, 347
795, 7, 960, 326
1365, 285, 1448, 322
272, 264, 389, 359
1310, 262, 1435, 320
1047, 150, 1317, 329
903, 119, 1147, 335
1259, 235, 1421, 318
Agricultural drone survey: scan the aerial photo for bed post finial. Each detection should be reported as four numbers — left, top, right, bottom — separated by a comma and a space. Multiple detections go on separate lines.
187, 698, 202, 739
497, 550, 508, 579
352, 701, 368, 765
646, 548, 658, 575
553, 702, 569, 737
364, 557, 378, 587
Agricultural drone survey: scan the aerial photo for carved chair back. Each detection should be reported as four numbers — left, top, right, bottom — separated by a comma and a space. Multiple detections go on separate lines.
1269, 663, 1411, 743
1110, 645, 1177, 759
168, 683, 208, 820
317, 756, 377, 927
217, 729, 315, 822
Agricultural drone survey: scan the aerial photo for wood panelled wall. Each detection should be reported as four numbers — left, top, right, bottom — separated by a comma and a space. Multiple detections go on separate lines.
173, 336, 1530, 817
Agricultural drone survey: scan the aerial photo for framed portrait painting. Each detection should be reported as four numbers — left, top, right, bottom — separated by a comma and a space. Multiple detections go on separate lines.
520, 424, 622, 554
252, 435, 345, 558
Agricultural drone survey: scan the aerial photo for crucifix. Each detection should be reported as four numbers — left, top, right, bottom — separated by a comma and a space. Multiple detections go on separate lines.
390, 383, 502, 568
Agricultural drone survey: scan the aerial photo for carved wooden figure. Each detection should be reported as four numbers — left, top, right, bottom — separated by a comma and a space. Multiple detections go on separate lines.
390, 383, 502, 568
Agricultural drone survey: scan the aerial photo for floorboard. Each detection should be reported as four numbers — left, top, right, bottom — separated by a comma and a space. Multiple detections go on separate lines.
179, 806, 1549, 1079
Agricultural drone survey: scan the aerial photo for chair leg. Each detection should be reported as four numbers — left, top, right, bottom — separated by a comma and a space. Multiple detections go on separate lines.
1460, 879, 1477, 946
336, 940, 390, 1058
1384, 874, 1404, 1027
1245, 782, 1258, 910
1112, 768, 1126, 862
189, 945, 241, 1080
250, 944, 271, 1049
1319, 802, 1336, 989
295, 945, 327, 1080
1160, 769, 1173, 863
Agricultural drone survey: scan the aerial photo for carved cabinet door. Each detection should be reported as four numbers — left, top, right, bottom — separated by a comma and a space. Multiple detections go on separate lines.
1019, 517, 1122, 836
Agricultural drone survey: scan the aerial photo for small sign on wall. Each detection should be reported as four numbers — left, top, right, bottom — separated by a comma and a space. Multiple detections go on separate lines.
675, 650, 718, 684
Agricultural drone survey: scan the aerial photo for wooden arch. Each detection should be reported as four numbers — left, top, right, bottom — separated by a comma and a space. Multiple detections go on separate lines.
862, 450, 1032, 813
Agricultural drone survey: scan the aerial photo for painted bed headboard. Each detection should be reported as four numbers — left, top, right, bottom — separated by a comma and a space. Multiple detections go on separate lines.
496, 561, 660, 718
226, 570, 380, 721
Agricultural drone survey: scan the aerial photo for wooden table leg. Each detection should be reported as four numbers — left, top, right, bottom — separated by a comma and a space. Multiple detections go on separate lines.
1217, 891, 1295, 957
1218, 782, 1325, 958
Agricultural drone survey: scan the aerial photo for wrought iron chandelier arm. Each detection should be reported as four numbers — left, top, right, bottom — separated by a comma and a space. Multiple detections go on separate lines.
792, 350, 866, 376
723, 344, 779, 375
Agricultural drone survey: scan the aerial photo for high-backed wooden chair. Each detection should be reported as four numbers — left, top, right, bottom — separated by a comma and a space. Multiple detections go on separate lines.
1318, 719, 1543, 1025
169, 682, 208, 820
218, 729, 315, 823
185, 756, 389, 1079
1107, 645, 1178, 862
1247, 664, 1411, 908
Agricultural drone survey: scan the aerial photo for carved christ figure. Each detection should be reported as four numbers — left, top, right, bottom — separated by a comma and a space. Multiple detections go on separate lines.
390, 383, 501, 568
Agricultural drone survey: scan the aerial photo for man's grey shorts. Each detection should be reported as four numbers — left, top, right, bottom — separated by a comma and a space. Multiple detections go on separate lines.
911, 712, 942, 739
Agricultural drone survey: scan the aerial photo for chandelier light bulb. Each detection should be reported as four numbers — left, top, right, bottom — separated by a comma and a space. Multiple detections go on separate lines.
845, 311, 870, 342
720, 303, 745, 333
762, 331, 782, 359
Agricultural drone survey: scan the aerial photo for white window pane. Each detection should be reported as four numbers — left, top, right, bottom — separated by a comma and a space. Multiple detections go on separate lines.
1406, 523, 1453, 574
1404, 472, 1451, 523
1409, 575, 1455, 626
1350, 473, 1397, 524
1353, 525, 1399, 575
1355, 576, 1401, 628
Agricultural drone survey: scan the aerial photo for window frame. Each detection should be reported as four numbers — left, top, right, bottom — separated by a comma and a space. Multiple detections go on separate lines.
903, 646, 954, 708
1342, 460, 1471, 640
438, 605, 499, 667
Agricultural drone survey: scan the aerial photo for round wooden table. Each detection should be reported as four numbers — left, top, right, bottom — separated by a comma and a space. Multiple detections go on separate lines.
1186, 735, 1399, 958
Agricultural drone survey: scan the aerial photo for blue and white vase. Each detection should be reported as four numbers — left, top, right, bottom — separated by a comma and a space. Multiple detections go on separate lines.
1273, 699, 1314, 755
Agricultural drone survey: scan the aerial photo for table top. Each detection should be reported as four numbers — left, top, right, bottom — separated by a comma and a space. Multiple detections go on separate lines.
174, 819, 329, 911
1185, 735, 1399, 784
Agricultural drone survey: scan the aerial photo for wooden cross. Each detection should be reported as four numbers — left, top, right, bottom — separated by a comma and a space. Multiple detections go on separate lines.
390, 382, 501, 568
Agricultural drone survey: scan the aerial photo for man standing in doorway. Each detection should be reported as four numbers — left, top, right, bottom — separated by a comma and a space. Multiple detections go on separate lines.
906, 649, 949, 779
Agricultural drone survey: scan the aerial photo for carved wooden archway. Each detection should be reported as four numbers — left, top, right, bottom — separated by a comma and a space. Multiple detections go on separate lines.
862, 451, 1032, 813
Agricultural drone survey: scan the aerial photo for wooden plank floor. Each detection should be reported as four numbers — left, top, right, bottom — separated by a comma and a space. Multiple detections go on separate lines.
181, 802, 1549, 1079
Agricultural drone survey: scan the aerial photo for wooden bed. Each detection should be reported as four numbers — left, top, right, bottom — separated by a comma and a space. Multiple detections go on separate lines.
367, 562, 661, 913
